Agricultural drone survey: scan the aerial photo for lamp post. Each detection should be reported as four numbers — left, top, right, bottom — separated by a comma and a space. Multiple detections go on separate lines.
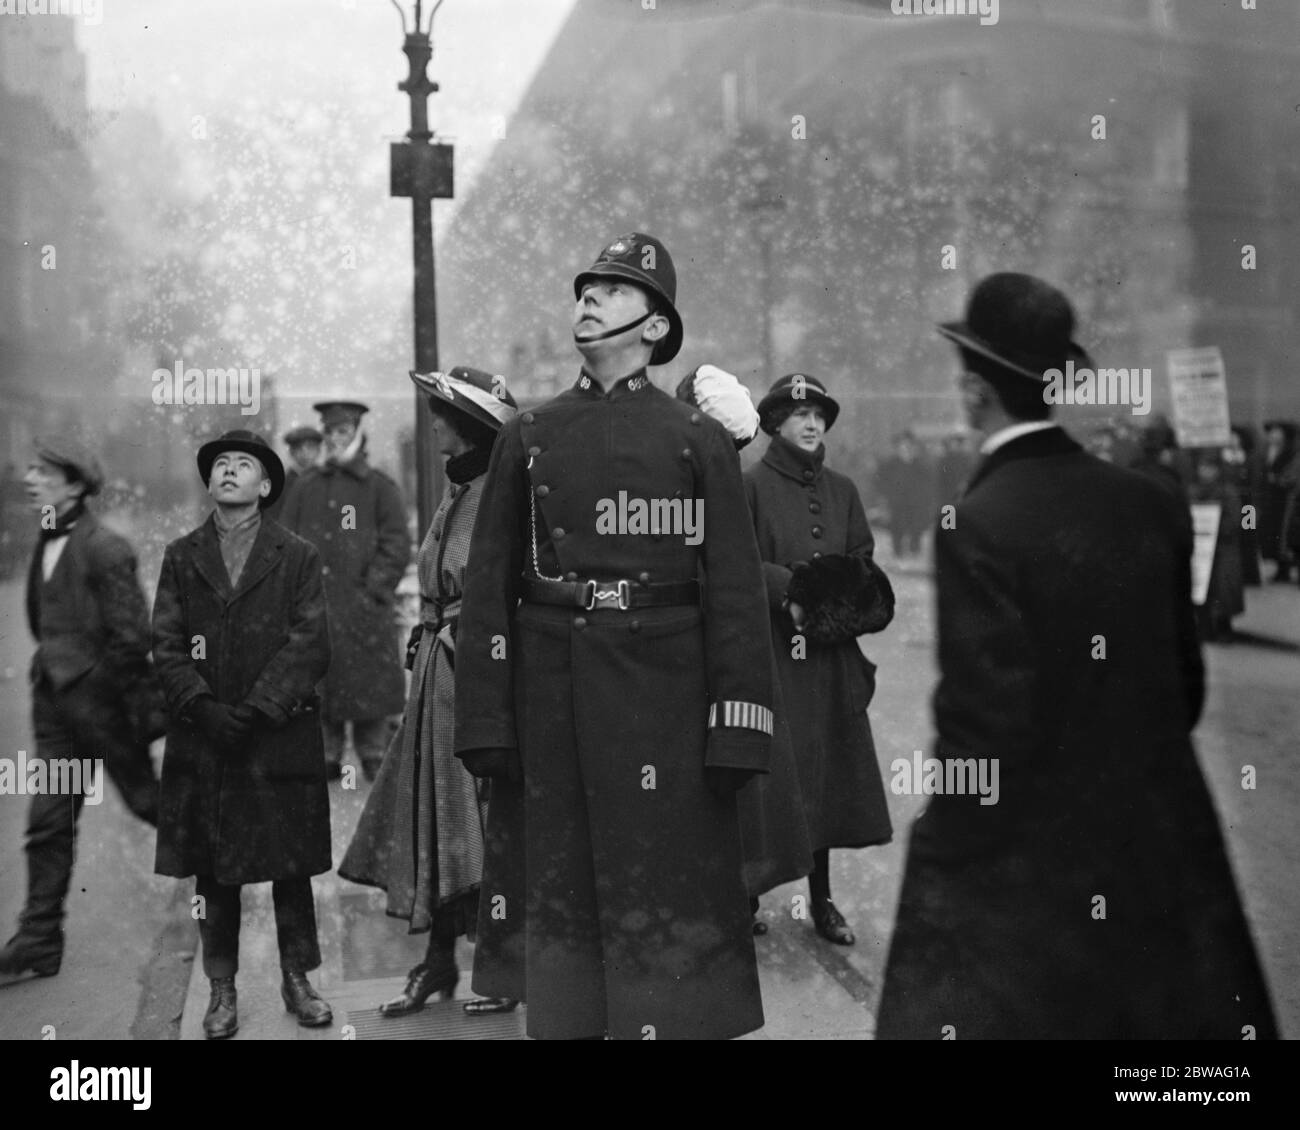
390, 0, 454, 533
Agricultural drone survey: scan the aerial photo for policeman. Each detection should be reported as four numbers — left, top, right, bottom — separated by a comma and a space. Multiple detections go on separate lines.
453, 232, 774, 1041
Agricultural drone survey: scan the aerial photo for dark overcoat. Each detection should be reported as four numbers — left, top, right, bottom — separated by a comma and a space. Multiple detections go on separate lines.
743, 434, 893, 853
152, 515, 333, 886
455, 370, 774, 1041
876, 427, 1277, 1040
279, 450, 409, 721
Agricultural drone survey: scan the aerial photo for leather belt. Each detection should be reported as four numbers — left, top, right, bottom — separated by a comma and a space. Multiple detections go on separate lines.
523, 575, 700, 612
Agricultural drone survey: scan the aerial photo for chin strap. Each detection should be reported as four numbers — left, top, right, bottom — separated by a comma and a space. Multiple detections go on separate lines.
573, 309, 652, 346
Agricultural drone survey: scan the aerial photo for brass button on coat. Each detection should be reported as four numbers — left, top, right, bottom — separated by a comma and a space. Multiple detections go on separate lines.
536, 485, 550, 498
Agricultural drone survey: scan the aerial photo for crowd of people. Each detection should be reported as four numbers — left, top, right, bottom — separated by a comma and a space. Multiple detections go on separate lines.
0, 233, 1282, 1041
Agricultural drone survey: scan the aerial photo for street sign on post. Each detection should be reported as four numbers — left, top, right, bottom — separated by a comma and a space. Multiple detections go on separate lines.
391, 2, 455, 536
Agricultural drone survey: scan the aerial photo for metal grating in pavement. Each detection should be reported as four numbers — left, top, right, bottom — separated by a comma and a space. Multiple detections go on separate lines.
346, 1000, 525, 1041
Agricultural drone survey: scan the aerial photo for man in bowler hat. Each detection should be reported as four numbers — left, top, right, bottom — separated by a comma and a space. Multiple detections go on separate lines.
875, 273, 1276, 1039
280, 401, 409, 781
0, 437, 160, 984
454, 233, 774, 1040
153, 430, 333, 1038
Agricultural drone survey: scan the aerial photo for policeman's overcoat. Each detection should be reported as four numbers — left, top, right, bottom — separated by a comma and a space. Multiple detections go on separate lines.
454, 371, 774, 1041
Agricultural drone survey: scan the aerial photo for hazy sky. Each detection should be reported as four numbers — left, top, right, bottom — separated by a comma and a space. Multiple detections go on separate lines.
79, 0, 577, 227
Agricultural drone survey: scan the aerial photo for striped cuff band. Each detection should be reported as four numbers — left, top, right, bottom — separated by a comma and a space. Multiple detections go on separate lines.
708, 701, 774, 736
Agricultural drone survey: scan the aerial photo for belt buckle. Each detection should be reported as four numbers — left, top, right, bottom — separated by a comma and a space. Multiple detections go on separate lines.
584, 579, 630, 611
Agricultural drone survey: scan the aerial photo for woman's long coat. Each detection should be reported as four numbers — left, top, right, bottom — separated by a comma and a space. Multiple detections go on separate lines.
454, 373, 773, 1041
152, 515, 332, 885
339, 477, 488, 934
279, 451, 409, 722
743, 434, 893, 854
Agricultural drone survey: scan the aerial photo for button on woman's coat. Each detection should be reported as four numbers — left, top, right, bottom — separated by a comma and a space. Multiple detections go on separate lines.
152, 517, 333, 886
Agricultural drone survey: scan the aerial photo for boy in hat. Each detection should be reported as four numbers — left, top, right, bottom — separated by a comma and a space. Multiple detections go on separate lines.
0, 437, 160, 984
455, 232, 773, 1040
280, 402, 409, 781
876, 272, 1276, 1039
152, 429, 334, 1038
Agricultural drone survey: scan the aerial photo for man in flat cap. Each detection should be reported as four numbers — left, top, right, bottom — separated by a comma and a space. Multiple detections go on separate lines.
0, 437, 161, 984
153, 429, 333, 1038
875, 272, 1277, 1039
264, 424, 322, 523
455, 232, 773, 1040
281, 401, 410, 781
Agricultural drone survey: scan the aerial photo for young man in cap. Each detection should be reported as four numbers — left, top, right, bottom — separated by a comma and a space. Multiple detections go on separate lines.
280, 401, 410, 781
454, 232, 774, 1040
0, 438, 160, 984
264, 424, 322, 522
153, 430, 333, 1038
875, 272, 1277, 1039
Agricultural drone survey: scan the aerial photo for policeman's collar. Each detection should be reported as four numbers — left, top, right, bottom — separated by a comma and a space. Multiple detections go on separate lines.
573, 368, 652, 400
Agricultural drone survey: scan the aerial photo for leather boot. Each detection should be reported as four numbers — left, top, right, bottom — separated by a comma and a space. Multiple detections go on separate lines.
281, 971, 333, 1027
811, 898, 855, 946
0, 930, 63, 985
203, 977, 238, 1039
379, 961, 458, 1017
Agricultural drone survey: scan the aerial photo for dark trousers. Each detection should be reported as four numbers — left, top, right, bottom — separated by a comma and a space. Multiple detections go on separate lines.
17, 676, 158, 952
195, 875, 322, 979
321, 717, 395, 767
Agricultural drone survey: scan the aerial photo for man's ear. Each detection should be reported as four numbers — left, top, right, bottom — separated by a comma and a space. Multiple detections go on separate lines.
959, 371, 989, 414
259, 478, 272, 500
642, 313, 668, 346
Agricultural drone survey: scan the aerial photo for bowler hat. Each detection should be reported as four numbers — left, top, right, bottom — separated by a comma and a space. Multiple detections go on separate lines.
283, 425, 323, 447
574, 232, 683, 364
756, 373, 840, 435
938, 272, 1093, 382
312, 401, 369, 428
197, 429, 286, 509
34, 435, 104, 496
410, 366, 518, 435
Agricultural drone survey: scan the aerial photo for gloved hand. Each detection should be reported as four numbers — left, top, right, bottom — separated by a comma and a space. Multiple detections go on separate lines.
705, 765, 758, 799
459, 747, 521, 783
246, 700, 288, 731
189, 697, 254, 750
404, 623, 424, 670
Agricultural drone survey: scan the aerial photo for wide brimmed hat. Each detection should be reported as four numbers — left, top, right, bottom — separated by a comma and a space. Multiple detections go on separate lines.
757, 373, 840, 435
573, 232, 683, 365
312, 400, 369, 428
34, 435, 104, 496
283, 425, 323, 446
675, 364, 760, 449
197, 429, 286, 509
410, 366, 518, 434
938, 272, 1093, 382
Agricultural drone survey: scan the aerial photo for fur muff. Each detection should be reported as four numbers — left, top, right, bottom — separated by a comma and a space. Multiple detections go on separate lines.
786, 553, 894, 644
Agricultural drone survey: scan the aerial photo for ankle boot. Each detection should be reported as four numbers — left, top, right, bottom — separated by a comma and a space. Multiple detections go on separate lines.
203, 977, 238, 1039
281, 971, 333, 1028
379, 961, 459, 1017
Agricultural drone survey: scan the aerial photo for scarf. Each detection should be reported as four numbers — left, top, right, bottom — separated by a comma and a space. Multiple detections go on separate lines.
213, 507, 262, 588
445, 444, 492, 484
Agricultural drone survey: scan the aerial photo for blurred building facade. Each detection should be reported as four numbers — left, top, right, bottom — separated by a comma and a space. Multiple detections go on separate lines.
436, 0, 1299, 486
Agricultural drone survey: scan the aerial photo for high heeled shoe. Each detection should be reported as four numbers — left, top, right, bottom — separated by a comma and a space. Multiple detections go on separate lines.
462, 996, 519, 1015
378, 962, 459, 1017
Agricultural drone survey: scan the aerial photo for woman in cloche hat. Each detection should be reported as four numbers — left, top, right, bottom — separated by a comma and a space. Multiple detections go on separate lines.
339, 366, 521, 1018
744, 374, 896, 947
